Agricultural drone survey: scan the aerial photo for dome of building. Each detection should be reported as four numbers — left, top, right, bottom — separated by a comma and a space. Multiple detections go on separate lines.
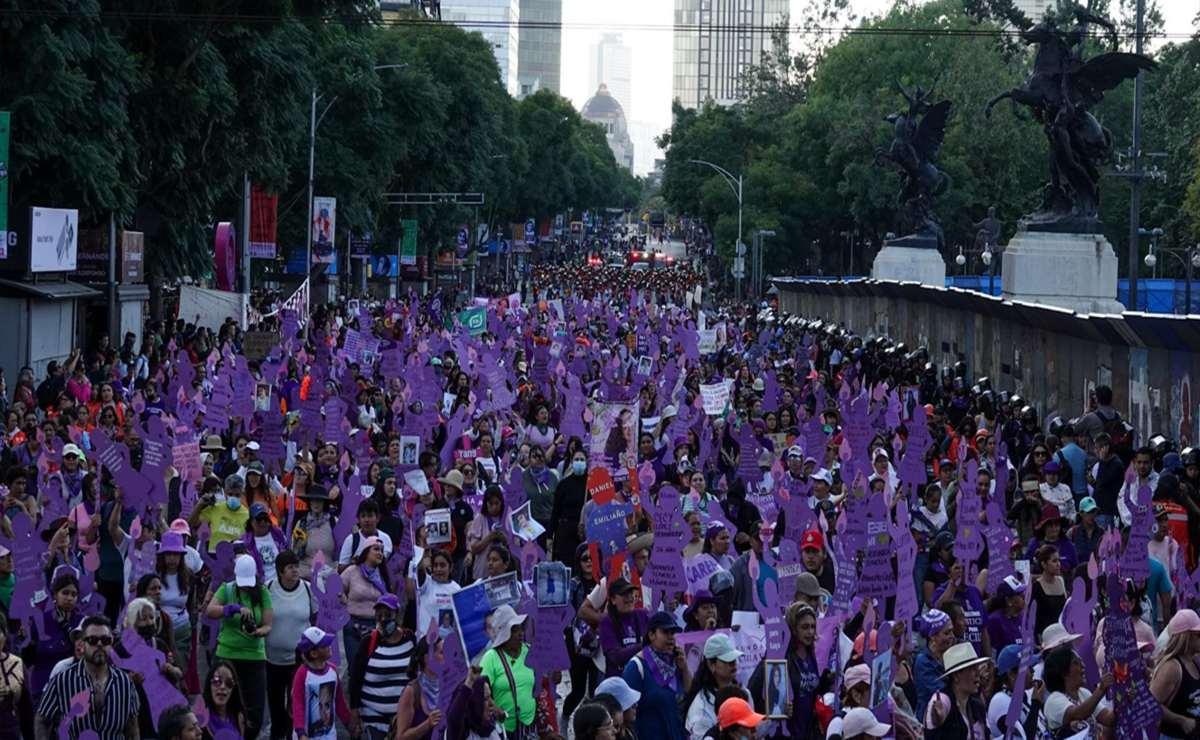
582, 84, 626, 120
580, 84, 635, 172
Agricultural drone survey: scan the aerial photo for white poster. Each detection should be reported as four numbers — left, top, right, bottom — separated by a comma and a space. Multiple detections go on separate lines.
425, 509, 452, 545
311, 196, 336, 264
700, 380, 732, 415
696, 329, 718, 354
30, 207, 78, 272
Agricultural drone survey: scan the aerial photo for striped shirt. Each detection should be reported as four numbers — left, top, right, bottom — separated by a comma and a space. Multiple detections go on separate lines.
352, 636, 415, 734
37, 660, 139, 739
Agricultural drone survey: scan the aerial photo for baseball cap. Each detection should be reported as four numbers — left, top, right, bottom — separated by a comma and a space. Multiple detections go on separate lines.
595, 677, 641, 711
812, 468, 833, 486
1167, 609, 1200, 636
801, 529, 824, 551
234, 554, 257, 587
169, 519, 191, 536
843, 707, 890, 737
375, 593, 401, 612
249, 503, 269, 520
702, 633, 742, 662
844, 663, 871, 689
609, 577, 636, 597
996, 644, 1022, 675
647, 611, 681, 634
245, 441, 261, 452
786, 445, 805, 459
996, 574, 1026, 599
297, 626, 335, 653
717, 698, 765, 730
1042, 461, 1060, 474
795, 572, 821, 598
61, 444, 83, 459
1078, 497, 1098, 514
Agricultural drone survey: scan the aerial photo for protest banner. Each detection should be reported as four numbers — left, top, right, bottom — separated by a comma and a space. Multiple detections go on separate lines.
699, 380, 732, 416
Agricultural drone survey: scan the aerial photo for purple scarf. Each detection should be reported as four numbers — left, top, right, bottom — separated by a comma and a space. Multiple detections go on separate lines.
639, 645, 680, 692
361, 564, 387, 595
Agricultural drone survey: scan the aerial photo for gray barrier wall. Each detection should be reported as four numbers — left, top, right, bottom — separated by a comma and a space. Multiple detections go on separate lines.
772, 278, 1200, 448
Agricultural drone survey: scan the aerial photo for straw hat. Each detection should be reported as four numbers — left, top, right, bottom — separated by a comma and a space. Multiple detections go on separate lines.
939, 642, 992, 680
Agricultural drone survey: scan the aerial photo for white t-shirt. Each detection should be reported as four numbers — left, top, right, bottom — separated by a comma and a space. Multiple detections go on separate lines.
337, 529, 395, 567
685, 690, 717, 740
417, 577, 461, 636
1044, 688, 1102, 736
265, 578, 317, 665
255, 534, 280, 583
987, 690, 1028, 739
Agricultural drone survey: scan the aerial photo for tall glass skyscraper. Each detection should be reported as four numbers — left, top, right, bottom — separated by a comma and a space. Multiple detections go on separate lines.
517, 0, 562, 97
440, 0, 522, 96
672, 0, 788, 109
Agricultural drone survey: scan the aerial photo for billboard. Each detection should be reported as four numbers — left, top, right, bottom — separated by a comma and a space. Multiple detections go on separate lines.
400, 219, 418, 266
29, 206, 78, 273
249, 184, 278, 259
311, 196, 336, 264
121, 230, 144, 283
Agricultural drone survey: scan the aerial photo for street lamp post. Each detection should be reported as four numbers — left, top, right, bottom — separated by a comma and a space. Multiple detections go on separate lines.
755, 229, 775, 297
305, 64, 406, 277
1144, 240, 1200, 314
688, 159, 742, 299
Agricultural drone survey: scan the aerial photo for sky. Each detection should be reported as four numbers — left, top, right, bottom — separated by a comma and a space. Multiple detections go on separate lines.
558, 0, 1198, 176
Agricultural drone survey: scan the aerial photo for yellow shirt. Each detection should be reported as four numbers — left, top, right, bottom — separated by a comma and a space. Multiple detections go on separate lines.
202, 502, 250, 552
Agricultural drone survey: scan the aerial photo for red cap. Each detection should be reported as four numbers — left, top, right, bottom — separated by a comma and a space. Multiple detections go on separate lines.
717, 698, 765, 730
801, 529, 824, 551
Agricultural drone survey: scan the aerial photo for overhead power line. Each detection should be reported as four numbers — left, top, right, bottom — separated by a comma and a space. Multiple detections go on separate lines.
0, 8, 1193, 41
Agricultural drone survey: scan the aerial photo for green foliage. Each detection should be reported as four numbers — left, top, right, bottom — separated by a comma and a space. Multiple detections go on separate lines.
0, 4, 634, 280
657, 0, 1193, 277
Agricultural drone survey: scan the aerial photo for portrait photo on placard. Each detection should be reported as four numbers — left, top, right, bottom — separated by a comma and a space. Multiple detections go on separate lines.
535, 562, 569, 607
764, 659, 790, 718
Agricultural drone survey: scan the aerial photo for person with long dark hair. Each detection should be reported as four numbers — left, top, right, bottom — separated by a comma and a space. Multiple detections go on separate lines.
923, 643, 990, 739
23, 572, 79, 708
748, 603, 820, 739
684, 633, 742, 738
204, 553, 273, 738
563, 544, 601, 726
574, 701, 618, 740
156, 530, 196, 671
393, 637, 442, 740
203, 659, 247, 739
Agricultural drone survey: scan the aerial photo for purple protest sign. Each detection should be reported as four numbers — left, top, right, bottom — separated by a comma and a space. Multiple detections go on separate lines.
140, 415, 174, 507
891, 499, 920, 627
1101, 573, 1162, 738
1062, 576, 1100, 686
528, 605, 573, 676
313, 566, 351, 666
110, 628, 187, 729
857, 491, 895, 599
749, 553, 787, 659
1119, 484, 1154, 587
92, 429, 154, 513
683, 553, 722, 597
954, 460, 985, 565
432, 627, 469, 740
2, 513, 45, 647
829, 539, 859, 615
642, 485, 686, 592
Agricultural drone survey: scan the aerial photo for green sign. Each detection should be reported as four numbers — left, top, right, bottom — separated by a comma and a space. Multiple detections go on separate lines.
458, 306, 486, 336
400, 218, 418, 266
0, 112, 9, 252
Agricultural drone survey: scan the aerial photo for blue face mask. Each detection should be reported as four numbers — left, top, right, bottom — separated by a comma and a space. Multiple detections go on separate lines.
572, 460, 587, 476
226, 497, 241, 511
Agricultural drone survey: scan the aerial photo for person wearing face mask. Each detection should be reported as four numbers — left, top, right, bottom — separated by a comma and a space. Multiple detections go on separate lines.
551, 450, 590, 564
190, 474, 251, 554
348, 594, 416, 740
118, 597, 184, 738
523, 446, 559, 547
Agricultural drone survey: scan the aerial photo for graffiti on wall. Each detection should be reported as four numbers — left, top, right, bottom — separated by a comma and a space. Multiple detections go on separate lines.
1129, 349, 1154, 448
1171, 354, 1197, 449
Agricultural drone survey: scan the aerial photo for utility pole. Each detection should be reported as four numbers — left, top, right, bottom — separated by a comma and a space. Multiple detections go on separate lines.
1126, 0, 1146, 311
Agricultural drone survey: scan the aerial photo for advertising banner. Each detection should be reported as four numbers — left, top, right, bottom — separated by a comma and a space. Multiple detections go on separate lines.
311, 196, 336, 264
400, 219, 418, 265
249, 184, 278, 259
121, 230, 144, 283
30, 206, 78, 273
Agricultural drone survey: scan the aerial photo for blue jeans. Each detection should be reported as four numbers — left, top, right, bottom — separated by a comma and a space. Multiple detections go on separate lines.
342, 616, 376, 669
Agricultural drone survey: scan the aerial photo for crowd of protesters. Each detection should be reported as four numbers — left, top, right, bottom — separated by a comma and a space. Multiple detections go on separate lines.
0, 259, 1194, 740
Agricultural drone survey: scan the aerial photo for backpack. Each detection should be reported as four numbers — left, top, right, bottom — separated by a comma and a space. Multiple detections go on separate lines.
1097, 409, 1133, 460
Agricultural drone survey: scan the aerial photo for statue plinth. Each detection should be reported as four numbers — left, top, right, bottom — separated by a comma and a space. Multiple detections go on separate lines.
871, 238, 947, 287
1001, 229, 1124, 314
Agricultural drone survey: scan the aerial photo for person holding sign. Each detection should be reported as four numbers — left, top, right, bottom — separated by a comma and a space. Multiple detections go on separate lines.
467, 487, 509, 583
923, 642, 990, 738
599, 578, 651, 679
409, 549, 461, 637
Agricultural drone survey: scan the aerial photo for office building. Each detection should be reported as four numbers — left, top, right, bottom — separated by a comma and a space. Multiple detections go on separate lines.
672, 0, 788, 109
379, 0, 440, 19
591, 33, 633, 119
441, 0, 522, 97
1013, 0, 1054, 21
582, 85, 635, 172
517, 0, 562, 97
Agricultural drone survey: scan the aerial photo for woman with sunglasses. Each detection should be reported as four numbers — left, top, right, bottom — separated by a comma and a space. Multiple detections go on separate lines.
203, 660, 247, 739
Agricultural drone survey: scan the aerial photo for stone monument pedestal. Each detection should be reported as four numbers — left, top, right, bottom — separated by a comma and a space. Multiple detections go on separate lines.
1001, 230, 1124, 314
871, 243, 947, 287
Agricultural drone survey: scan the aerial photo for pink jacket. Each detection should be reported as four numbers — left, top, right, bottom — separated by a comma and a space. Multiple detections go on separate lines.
340, 564, 385, 619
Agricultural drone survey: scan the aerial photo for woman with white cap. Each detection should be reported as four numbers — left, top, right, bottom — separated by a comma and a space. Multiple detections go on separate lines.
840, 707, 891, 740
683, 633, 743, 739
923, 642, 991, 739
1150, 608, 1200, 737
480, 604, 537, 738
204, 553, 274, 738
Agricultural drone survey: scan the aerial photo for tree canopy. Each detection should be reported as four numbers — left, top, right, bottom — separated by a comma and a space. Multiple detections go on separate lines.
656, 0, 1198, 279
0, 4, 638, 280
